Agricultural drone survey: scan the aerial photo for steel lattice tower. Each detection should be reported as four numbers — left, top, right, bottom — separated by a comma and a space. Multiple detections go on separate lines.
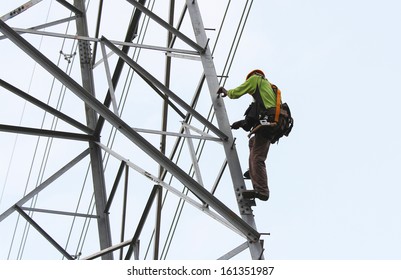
0, 0, 266, 260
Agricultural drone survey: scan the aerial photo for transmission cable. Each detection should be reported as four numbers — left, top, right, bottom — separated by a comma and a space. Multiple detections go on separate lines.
7, 0, 78, 259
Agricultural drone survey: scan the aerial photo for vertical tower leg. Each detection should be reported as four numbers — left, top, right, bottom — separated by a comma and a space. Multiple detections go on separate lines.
185, 0, 265, 259
74, 0, 113, 259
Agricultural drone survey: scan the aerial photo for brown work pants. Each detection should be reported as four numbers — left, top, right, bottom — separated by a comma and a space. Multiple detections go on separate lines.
248, 132, 270, 196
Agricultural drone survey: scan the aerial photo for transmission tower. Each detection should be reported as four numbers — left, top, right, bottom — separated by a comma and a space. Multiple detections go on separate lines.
0, 0, 266, 260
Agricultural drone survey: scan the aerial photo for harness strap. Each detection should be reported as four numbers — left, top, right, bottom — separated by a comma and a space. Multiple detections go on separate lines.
248, 79, 284, 138
271, 84, 281, 122
265, 107, 289, 118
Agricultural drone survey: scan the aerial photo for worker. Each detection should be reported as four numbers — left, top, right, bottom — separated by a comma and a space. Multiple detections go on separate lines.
217, 69, 279, 201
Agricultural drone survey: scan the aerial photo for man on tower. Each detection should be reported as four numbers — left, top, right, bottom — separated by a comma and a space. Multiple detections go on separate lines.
217, 69, 292, 201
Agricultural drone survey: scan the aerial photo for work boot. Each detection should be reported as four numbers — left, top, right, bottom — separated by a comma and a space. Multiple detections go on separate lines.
242, 190, 256, 199
256, 191, 269, 201
242, 190, 269, 201
243, 170, 251, 179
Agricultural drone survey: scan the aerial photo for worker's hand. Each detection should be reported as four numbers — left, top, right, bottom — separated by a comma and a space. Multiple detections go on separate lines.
230, 120, 245, 130
217, 86, 227, 97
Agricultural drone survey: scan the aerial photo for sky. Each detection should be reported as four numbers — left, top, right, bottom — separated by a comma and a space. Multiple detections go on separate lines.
0, 0, 401, 260
240, 0, 401, 259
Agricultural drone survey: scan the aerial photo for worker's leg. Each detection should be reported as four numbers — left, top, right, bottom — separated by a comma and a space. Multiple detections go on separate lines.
249, 133, 270, 198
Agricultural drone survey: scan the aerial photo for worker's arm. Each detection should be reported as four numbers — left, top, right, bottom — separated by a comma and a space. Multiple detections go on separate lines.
217, 75, 259, 99
226, 75, 258, 99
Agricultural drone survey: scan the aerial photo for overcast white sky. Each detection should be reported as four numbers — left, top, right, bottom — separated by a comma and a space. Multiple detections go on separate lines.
239, 0, 401, 259
1, 0, 401, 260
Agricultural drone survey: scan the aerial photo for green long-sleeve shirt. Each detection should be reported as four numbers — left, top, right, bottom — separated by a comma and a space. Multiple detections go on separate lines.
227, 75, 276, 109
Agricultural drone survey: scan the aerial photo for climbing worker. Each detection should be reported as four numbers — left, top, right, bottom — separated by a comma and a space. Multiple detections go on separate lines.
217, 69, 293, 201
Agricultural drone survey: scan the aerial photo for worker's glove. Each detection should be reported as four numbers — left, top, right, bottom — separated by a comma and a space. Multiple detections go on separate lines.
217, 86, 227, 97
230, 120, 246, 130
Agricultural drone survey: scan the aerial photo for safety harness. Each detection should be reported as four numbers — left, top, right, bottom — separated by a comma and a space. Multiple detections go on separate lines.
246, 78, 293, 143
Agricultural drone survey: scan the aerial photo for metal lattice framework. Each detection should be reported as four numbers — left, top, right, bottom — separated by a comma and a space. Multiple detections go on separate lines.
0, 0, 265, 260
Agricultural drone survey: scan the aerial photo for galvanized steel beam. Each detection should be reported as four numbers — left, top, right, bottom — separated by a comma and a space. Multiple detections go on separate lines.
0, 18, 260, 243
74, 0, 113, 260
185, 0, 265, 260
126, 0, 204, 53
15, 205, 75, 260
0, 79, 93, 134
100, 36, 228, 141
0, 148, 90, 222
0, 124, 94, 141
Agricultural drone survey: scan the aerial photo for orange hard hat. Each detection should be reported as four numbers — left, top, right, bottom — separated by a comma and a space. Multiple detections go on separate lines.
246, 69, 265, 80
